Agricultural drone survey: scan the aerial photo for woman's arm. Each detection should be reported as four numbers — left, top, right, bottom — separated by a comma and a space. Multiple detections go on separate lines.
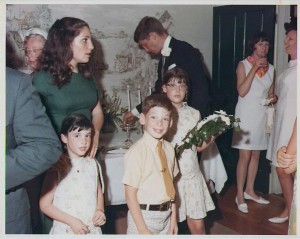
236, 59, 264, 97
285, 120, 297, 174
267, 74, 278, 104
277, 120, 297, 174
90, 100, 104, 158
39, 171, 90, 234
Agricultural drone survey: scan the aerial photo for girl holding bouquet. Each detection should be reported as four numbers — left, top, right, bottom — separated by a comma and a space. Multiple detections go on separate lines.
162, 67, 215, 234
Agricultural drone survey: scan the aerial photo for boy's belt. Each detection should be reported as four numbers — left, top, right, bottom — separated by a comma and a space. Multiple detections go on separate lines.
140, 201, 172, 211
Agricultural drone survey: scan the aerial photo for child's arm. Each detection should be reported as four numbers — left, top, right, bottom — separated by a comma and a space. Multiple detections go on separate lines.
92, 180, 106, 226
169, 202, 178, 235
125, 184, 152, 234
39, 171, 90, 234
196, 136, 215, 152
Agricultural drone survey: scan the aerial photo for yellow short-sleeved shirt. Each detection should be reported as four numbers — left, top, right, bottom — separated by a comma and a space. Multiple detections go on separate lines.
123, 131, 179, 204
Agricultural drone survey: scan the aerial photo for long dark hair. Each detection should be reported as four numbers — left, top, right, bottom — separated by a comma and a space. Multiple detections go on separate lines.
50, 113, 94, 183
39, 17, 92, 88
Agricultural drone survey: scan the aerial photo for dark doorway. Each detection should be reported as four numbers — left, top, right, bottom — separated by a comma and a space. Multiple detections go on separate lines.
211, 5, 276, 194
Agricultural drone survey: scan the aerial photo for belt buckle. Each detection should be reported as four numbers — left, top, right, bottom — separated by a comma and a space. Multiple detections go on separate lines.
159, 202, 170, 211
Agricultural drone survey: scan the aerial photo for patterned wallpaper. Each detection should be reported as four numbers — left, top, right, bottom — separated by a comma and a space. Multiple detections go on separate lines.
6, 4, 214, 130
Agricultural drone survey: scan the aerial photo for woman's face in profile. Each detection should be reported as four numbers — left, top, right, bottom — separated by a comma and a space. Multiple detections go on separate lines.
69, 26, 94, 68
284, 30, 297, 59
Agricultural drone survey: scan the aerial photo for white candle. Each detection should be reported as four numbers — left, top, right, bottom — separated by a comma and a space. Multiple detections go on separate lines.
138, 84, 141, 104
127, 85, 131, 110
148, 81, 152, 95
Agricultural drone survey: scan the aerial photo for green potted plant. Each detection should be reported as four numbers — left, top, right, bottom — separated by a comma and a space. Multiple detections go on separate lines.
101, 90, 127, 133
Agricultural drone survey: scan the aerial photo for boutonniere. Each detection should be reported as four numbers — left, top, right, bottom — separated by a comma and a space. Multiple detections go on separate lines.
161, 47, 172, 57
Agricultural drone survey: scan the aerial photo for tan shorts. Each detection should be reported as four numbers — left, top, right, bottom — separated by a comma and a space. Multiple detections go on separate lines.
127, 209, 171, 234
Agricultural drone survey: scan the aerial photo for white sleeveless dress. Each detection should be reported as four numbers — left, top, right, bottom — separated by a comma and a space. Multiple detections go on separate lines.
166, 104, 215, 222
50, 157, 104, 234
232, 59, 274, 150
266, 59, 297, 166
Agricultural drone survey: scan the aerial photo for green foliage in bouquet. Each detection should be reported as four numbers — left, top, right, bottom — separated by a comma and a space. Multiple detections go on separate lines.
174, 110, 240, 158
101, 90, 127, 132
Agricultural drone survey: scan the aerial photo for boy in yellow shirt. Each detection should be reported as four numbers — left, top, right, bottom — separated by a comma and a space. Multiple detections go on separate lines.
123, 94, 178, 235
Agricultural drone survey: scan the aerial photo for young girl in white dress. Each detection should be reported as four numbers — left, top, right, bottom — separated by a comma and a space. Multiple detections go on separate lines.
163, 67, 215, 234
40, 113, 105, 234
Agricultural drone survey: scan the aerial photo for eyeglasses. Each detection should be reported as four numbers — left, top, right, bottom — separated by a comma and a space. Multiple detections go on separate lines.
166, 83, 187, 90
25, 48, 43, 56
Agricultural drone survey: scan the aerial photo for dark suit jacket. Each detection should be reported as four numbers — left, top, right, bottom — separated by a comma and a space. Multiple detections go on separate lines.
6, 67, 61, 234
136, 37, 211, 118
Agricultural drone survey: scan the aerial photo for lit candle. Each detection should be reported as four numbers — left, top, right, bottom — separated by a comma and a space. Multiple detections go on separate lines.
148, 81, 152, 95
127, 85, 131, 111
138, 84, 141, 104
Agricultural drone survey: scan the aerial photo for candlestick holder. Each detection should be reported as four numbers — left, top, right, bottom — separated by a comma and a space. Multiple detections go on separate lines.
120, 122, 137, 148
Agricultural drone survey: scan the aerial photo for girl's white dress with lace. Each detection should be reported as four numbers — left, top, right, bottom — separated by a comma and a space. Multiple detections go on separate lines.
167, 103, 215, 222
50, 157, 103, 234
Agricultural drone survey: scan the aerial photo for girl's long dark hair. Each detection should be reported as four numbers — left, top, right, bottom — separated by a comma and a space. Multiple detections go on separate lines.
49, 113, 94, 183
39, 17, 92, 88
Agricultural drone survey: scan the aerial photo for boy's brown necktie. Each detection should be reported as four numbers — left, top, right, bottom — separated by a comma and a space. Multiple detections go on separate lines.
157, 140, 175, 200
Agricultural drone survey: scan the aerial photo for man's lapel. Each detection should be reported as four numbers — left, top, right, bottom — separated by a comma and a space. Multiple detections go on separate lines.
164, 37, 175, 70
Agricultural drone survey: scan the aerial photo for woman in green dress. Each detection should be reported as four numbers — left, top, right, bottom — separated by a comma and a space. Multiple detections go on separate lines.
33, 17, 104, 233
33, 17, 104, 157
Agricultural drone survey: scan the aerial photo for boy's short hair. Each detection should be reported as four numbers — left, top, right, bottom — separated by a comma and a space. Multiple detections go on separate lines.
134, 16, 167, 43
142, 94, 174, 116
163, 67, 190, 88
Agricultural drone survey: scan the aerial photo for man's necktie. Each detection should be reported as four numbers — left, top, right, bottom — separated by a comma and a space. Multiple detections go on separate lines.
157, 140, 175, 200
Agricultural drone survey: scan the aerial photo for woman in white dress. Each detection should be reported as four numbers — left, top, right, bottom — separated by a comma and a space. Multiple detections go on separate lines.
40, 113, 106, 234
266, 18, 297, 224
231, 32, 277, 213
163, 67, 215, 234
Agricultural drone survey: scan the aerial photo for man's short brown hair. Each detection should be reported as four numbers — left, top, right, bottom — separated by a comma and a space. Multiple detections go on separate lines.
134, 16, 167, 43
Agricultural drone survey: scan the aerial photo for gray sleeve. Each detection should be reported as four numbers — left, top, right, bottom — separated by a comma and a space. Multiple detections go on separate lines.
6, 70, 62, 189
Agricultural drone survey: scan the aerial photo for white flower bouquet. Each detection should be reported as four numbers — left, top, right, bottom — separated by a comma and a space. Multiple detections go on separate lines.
174, 110, 240, 158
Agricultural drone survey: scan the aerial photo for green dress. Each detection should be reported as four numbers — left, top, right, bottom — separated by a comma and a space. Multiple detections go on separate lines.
33, 71, 99, 135
32, 71, 99, 233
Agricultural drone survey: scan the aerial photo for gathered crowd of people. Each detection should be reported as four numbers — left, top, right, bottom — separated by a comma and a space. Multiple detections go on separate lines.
5, 13, 297, 236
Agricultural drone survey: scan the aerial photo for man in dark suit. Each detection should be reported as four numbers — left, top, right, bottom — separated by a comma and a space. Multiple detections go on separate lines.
124, 16, 211, 121
6, 67, 62, 233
